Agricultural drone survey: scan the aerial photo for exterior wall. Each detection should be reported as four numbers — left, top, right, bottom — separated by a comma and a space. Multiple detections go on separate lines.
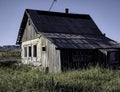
47, 42, 61, 73
60, 49, 94, 70
106, 49, 120, 68
21, 38, 42, 66
97, 49, 120, 68
41, 37, 61, 73
22, 18, 38, 42
21, 36, 61, 72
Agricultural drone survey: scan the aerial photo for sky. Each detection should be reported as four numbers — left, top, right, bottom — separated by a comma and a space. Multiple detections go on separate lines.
0, 0, 120, 46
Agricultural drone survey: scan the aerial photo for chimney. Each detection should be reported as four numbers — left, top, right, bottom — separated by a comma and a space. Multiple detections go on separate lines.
65, 8, 69, 14
103, 33, 106, 36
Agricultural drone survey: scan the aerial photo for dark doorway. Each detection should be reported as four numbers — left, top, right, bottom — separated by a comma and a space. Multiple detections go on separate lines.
107, 51, 120, 69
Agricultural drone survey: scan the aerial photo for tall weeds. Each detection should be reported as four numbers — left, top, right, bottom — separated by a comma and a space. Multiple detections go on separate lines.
0, 65, 120, 92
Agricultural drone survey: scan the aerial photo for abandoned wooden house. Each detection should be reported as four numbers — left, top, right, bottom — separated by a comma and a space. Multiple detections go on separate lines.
16, 9, 120, 72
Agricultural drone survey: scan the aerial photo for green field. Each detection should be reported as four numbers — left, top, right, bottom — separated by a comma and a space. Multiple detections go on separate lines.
0, 65, 120, 92
0, 50, 20, 58
0, 50, 21, 66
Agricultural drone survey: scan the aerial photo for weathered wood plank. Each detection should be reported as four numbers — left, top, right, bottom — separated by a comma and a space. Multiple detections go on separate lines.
22, 19, 38, 42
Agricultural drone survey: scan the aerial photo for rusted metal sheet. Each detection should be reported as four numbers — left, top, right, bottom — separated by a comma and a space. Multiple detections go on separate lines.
41, 33, 120, 49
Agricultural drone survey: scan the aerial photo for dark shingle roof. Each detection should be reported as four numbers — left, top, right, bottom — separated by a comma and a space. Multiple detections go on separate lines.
28, 9, 102, 35
16, 9, 120, 49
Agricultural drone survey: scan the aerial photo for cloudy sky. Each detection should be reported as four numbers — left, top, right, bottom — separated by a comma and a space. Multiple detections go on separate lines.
0, 0, 120, 45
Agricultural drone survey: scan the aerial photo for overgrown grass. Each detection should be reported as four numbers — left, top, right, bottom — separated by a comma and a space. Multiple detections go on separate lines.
0, 65, 120, 92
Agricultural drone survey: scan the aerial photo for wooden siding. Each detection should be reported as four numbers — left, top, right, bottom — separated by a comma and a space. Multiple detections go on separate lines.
47, 42, 61, 73
60, 49, 120, 70
60, 49, 94, 70
22, 19, 38, 42
41, 37, 61, 72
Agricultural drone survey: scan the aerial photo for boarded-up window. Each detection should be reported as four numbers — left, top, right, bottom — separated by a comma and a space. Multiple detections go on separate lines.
29, 46, 32, 57
24, 47, 27, 57
33, 45, 37, 57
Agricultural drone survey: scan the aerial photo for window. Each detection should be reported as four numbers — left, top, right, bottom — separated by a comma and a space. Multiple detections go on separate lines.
33, 45, 37, 57
29, 46, 32, 57
24, 47, 27, 57
42, 46, 46, 51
